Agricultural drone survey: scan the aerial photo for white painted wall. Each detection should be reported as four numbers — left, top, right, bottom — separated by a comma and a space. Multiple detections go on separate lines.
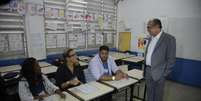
117, 0, 201, 60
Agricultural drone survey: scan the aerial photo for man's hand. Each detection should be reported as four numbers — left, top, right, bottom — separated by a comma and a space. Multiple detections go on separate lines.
69, 79, 81, 85
115, 73, 122, 80
123, 73, 129, 79
115, 70, 128, 80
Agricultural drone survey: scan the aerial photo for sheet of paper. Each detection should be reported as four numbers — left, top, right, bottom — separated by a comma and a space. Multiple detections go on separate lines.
8, 34, 23, 51
96, 33, 103, 45
103, 14, 108, 22
79, 13, 84, 20
46, 34, 57, 48
44, 92, 78, 101
94, 13, 98, 21
66, 11, 73, 20
90, 23, 96, 33
75, 84, 97, 94
45, 7, 52, 17
86, 14, 92, 21
58, 9, 65, 18
78, 13, 84, 20
46, 22, 57, 30
89, 13, 94, 21
27, 3, 36, 15
36, 4, 44, 16
104, 21, 109, 28
104, 78, 134, 88
73, 12, 80, 20
106, 33, 113, 43
52, 8, 58, 18
69, 41, 77, 48
111, 21, 116, 29
66, 24, 73, 32
77, 34, 85, 46
81, 22, 87, 31
17, 1, 26, 15
69, 34, 78, 40
57, 23, 65, 30
56, 34, 66, 48
98, 15, 104, 30
9, 0, 18, 11
88, 34, 95, 45
0, 34, 8, 52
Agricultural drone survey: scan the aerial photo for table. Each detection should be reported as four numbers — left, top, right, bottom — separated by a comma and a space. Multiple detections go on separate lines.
68, 81, 114, 101
41, 65, 58, 75
78, 56, 91, 62
0, 62, 58, 81
0, 61, 54, 74
122, 56, 144, 71
127, 69, 143, 80
127, 69, 146, 101
101, 78, 137, 90
79, 61, 88, 67
39, 61, 52, 67
122, 56, 144, 63
118, 65, 128, 73
0, 65, 21, 73
100, 78, 138, 101
109, 52, 135, 60
46, 92, 80, 101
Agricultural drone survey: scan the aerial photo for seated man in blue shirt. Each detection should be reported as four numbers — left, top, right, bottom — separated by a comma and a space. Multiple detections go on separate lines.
89, 45, 127, 81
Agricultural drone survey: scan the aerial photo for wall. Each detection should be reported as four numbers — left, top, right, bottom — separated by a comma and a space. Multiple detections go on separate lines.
118, 0, 201, 52
117, 0, 201, 87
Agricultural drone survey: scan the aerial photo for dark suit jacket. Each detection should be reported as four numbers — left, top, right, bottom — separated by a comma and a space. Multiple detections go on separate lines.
145, 32, 176, 81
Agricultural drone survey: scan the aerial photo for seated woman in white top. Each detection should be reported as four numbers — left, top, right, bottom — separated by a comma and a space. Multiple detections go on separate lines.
18, 57, 65, 101
89, 45, 128, 81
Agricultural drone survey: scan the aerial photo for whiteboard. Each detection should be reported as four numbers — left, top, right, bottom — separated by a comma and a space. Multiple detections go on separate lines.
26, 15, 46, 60
25, 0, 47, 60
168, 17, 201, 61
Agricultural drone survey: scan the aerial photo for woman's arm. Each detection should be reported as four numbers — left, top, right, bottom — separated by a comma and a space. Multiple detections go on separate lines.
18, 81, 36, 101
43, 75, 58, 94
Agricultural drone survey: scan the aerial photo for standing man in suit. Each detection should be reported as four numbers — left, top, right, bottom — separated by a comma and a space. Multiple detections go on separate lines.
144, 18, 176, 101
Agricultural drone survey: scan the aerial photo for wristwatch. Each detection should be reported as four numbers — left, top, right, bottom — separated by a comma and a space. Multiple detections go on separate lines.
112, 76, 115, 80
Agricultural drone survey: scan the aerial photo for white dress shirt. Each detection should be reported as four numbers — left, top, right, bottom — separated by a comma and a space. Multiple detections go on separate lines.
89, 54, 119, 80
146, 31, 162, 66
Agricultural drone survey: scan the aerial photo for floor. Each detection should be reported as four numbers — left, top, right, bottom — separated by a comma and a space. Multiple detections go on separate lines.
113, 80, 201, 101
163, 80, 201, 101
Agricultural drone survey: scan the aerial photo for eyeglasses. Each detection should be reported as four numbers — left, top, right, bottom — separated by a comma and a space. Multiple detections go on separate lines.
68, 53, 77, 57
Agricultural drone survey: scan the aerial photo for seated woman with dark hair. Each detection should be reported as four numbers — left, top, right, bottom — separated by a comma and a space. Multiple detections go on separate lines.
55, 48, 86, 91
18, 57, 65, 101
